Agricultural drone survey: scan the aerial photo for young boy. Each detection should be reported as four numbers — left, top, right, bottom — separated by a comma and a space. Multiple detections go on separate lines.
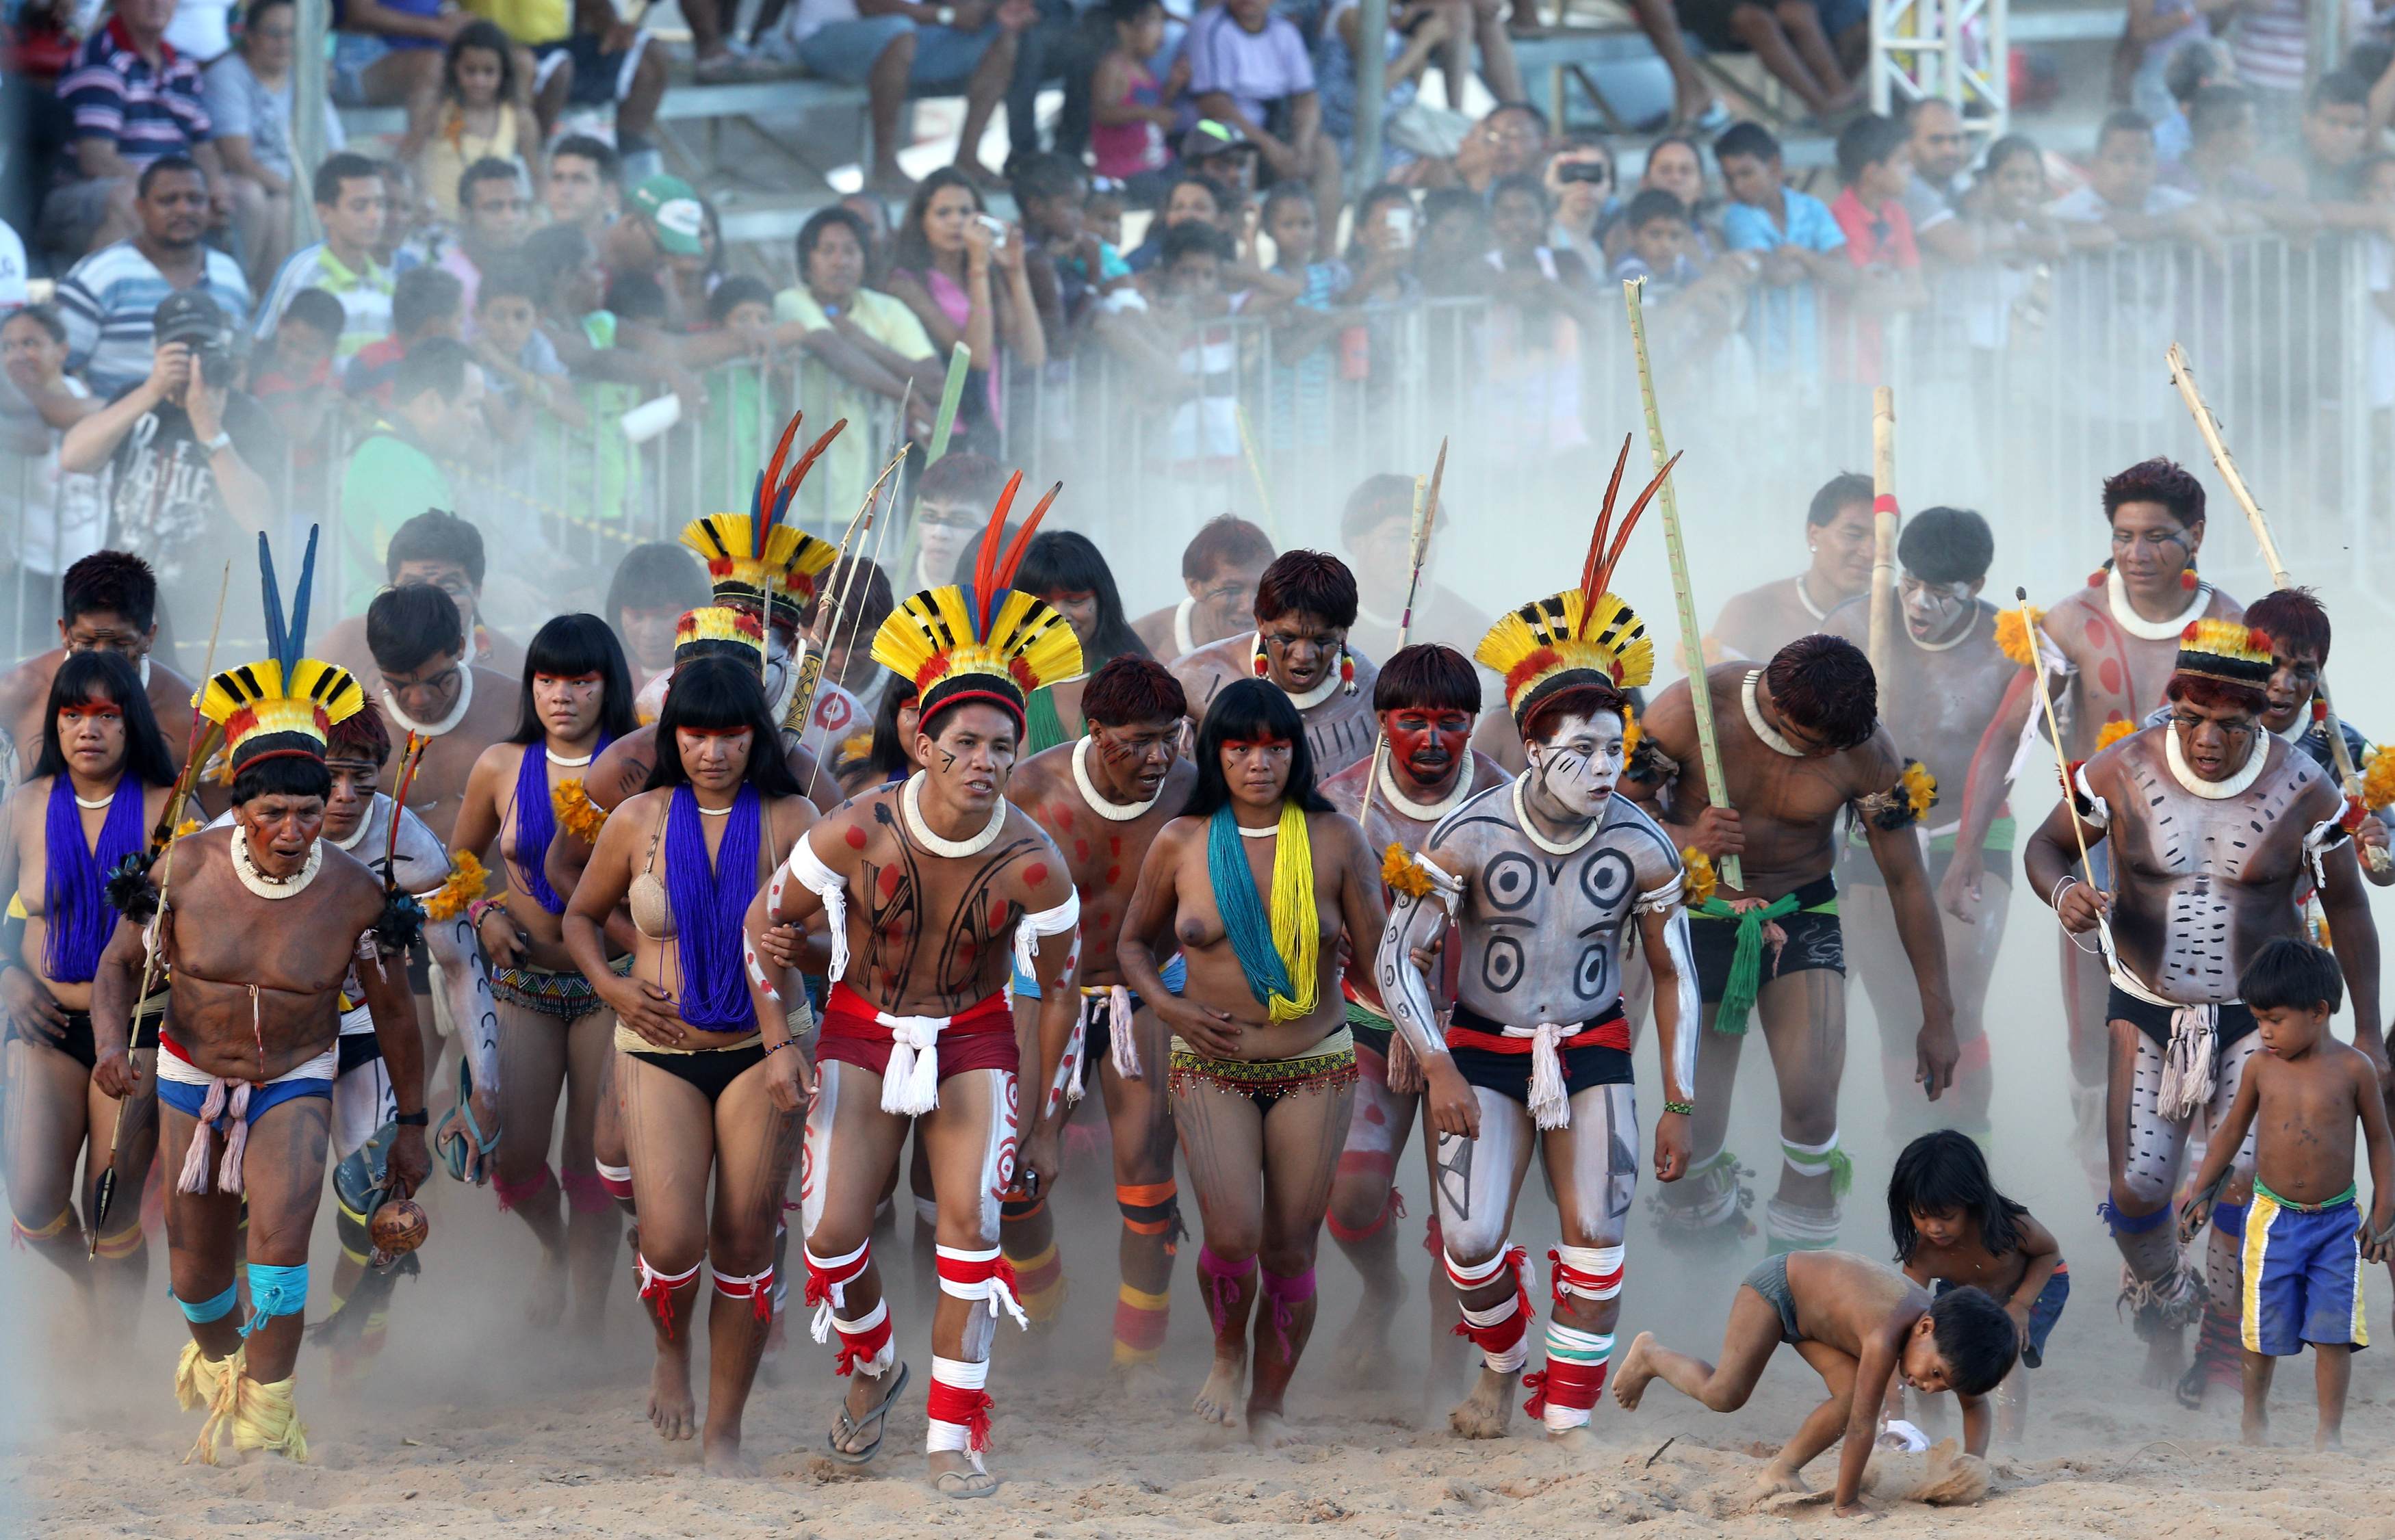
1826, 114, 1927, 381
1614, 1251, 2017, 1514
1716, 120, 1854, 375
2180, 938, 2394, 1449
472, 255, 584, 439
1609, 188, 1703, 289
345, 266, 466, 406
246, 287, 347, 469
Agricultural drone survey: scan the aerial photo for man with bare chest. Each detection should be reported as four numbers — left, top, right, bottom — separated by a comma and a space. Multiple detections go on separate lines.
0, 553, 194, 798
2028, 620, 2382, 1402
365, 583, 518, 845
1377, 501, 1699, 1442
1822, 509, 2015, 1138
317, 510, 528, 699
1317, 643, 1510, 1383
1707, 473, 1874, 664
89, 535, 429, 1463
998, 656, 1197, 1358
1171, 551, 1380, 776
1632, 636, 1956, 1257
1128, 514, 1274, 662
1951, 460, 2242, 1152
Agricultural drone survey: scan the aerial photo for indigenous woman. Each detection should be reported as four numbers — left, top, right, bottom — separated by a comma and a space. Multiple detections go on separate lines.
560, 655, 815, 1469
1117, 677, 1386, 1446
0, 650, 174, 1308
1011, 530, 1152, 754
452, 614, 640, 1329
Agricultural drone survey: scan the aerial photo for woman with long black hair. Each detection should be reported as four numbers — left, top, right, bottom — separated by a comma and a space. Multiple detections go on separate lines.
452, 613, 641, 1329
1010, 530, 1152, 753
0, 650, 176, 1312
1116, 677, 1384, 1447
561, 655, 816, 1470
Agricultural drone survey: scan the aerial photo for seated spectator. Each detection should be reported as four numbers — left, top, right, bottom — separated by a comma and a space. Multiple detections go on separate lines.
204, 0, 348, 286
469, 253, 584, 439
2045, 110, 2212, 247
1012, 153, 1132, 339
599, 174, 708, 325
2163, 83, 2319, 233
603, 540, 710, 692
347, 264, 466, 404
321, 506, 528, 676
2222, 0, 2310, 144
1182, 118, 1264, 204
1091, 0, 1182, 205
1826, 114, 1928, 382
2124, 0, 2214, 125
400, 20, 543, 225
439, 156, 532, 320
1620, 0, 1730, 131
1317, 0, 1460, 181
1675, 0, 1859, 119
339, 334, 483, 601
251, 151, 393, 363
2154, 37, 2235, 164
1450, 99, 1547, 196
510, 3, 668, 170
885, 169, 1047, 445
56, 157, 254, 400
245, 283, 345, 449
770, 0, 1035, 192
331, 0, 472, 109
1481, 172, 1596, 456
543, 133, 620, 239
41, 0, 237, 258
1182, 0, 1341, 257
1, 306, 105, 600
1716, 119, 1855, 376
1544, 131, 1620, 276
58, 289, 281, 625
1902, 96, 1976, 265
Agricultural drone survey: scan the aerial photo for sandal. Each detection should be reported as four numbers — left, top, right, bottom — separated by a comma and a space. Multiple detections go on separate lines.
433, 1056, 499, 1184
825, 1359, 910, 1465
933, 1465, 999, 1500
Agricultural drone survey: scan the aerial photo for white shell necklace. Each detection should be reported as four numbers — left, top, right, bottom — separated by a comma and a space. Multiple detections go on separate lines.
73, 779, 121, 811
1250, 632, 1341, 710
1794, 573, 1830, 621
2106, 569, 2210, 642
1237, 818, 1280, 840
2165, 727, 2268, 800
1906, 606, 1975, 653
901, 771, 1005, 857
1510, 772, 1601, 856
1172, 597, 1198, 657
1074, 737, 1163, 822
1742, 671, 1806, 758
329, 802, 378, 851
382, 664, 474, 738
547, 740, 598, 768
1377, 757, 1475, 823
233, 829, 323, 899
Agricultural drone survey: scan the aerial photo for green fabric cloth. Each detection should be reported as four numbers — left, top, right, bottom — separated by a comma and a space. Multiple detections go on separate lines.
338, 426, 454, 609
1024, 685, 1072, 755
1691, 892, 1837, 1036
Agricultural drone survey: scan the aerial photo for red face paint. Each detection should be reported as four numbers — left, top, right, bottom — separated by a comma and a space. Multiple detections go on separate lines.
534, 672, 605, 684
1222, 735, 1291, 752
1385, 709, 1471, 785
57, 703, 124, 721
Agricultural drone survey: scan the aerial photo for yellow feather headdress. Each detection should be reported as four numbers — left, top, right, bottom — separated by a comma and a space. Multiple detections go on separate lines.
680, 410, 844, 629
1475, 437, 1677, 727
870, 471, 1083, 730
2173, 618, 2274, 691
197, 528, 363, 767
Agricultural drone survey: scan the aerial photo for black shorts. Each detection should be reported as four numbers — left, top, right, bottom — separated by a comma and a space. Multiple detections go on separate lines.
1687, 874, 1844, 1004
2106, 987, 2258, 1052
1447, 1002, 1633, 1106
534, 34, 645, 109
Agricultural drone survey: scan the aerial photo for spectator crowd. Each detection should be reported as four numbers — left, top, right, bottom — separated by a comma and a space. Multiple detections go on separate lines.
6, 0, 2395, 647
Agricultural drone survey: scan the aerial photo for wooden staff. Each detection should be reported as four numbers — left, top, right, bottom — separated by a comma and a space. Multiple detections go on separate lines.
1356, 439, 1448, 829
2164, 343, 2388, 873
1867, 387, 1900, 689
788, 439, 912, 742
1623, 277, 1740, 889
1234, 402, 1278, 545
928, 344, 972, 463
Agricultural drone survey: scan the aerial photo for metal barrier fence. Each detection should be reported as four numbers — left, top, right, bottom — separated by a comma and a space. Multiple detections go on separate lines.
3, 228, 2386, 673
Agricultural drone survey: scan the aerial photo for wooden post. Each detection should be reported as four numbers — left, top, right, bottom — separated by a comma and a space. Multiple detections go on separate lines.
1867, 387, 1899, 690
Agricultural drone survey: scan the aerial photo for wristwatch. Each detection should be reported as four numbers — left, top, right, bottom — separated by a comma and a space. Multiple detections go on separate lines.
200, 430, 233, 455
394, 1109, 430, 1127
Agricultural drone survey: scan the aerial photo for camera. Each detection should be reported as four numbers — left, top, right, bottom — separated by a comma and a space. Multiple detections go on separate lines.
1557, 161, 1611, 185
187, 337, 232, 383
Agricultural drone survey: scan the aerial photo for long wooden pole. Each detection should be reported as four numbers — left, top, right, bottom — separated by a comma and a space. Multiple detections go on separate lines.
1867, 387, 1899, 689
927, 345, 972, 464
2164, 343, 2387, 874
1356, 439, 1447, 829
1623, 278, 1740, 890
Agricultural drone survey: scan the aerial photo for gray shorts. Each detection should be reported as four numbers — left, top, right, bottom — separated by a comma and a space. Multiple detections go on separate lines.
1745, 1253, 1805, 1344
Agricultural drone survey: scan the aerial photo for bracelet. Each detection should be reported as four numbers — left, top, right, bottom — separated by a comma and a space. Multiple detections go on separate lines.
393, 1110, 430, 1127
763, 1036, 801, 1057
2047, 874, 2079, 915
468, 898, 503, 928
1663, 1099, 1696, 1117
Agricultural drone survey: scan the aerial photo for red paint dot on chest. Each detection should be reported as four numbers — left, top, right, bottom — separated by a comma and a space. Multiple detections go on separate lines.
844, 826, 868, 850
877, 865, 901, 898
1073, 839, 1091, 862
1090, 911, 1111, 935
1109, 835, 1122, 856
2097, 657, 2124, 694
1023, 863, 1049, 888
1105, 865, 1122, 885
990, 901, 1013, 928
2083, 614, 2110, 646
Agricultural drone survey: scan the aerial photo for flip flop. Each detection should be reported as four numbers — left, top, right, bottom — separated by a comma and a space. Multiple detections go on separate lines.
825, 1359, 910, 1465
934, 1466, 1000, 1500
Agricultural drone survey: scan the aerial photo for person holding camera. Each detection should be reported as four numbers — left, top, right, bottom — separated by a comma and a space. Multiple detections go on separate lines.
59, 289, 280, 644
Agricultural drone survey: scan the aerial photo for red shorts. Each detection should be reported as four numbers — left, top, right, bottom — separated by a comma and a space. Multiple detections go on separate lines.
817, 982, 1018, 1084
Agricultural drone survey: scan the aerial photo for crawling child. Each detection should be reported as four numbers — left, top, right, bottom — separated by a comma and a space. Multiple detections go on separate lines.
2179, 937, 2394, 1448
1888, 1130, 2068, 1438
1614, 1251, 2016, 1515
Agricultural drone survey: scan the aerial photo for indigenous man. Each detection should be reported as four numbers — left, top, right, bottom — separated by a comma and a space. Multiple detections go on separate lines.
1375, 465, 1698, 1441
320, 509, 528, 694
1338, 479, 1488, 670
1707, 472, 1875, 663
1130, 514, 1276, 661
1950, 458, 2242, 1160
1822, 508, 2015, 1138
1171, 551, 1381, 776
1000, 655, 1197, 1358
1317, 642, 1510, 1381
0, 551, 195, 796
365, 582, 518, 844
1632, 634, 1957, 1255
753, 478, 1086, 1499
90, 532, 430, 1463
2027, 620, 2382, 1400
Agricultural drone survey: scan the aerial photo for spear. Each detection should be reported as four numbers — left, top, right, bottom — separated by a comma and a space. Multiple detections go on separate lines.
2164, 343, 2388, 874
89, 560, 230, 1254
1357, 439, 1447, 830
1623, 278, 1740, 890
2018, 586, 2116, 960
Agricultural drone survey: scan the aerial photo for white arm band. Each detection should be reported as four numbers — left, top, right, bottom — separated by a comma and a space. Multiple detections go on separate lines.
2073, 765, 2111, 829
1634, 870, 1685, 914
784, 834, 851, 981
1014, 889, 1083, 978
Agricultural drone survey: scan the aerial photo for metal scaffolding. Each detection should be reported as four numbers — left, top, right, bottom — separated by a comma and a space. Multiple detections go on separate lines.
1867, 0, 2008, 132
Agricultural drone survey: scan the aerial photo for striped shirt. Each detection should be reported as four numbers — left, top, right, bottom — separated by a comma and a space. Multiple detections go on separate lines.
55, 239, 254, 400
252, 243, 395, 359
55, 18, 211, 170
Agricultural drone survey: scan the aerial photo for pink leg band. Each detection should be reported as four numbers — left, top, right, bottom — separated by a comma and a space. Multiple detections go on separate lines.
493, 1164, 555, 1213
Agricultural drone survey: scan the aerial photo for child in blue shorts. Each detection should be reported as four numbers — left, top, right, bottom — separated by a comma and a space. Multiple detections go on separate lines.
1887, 1130, 2068, 1442
2181, 937, 2394, 1448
